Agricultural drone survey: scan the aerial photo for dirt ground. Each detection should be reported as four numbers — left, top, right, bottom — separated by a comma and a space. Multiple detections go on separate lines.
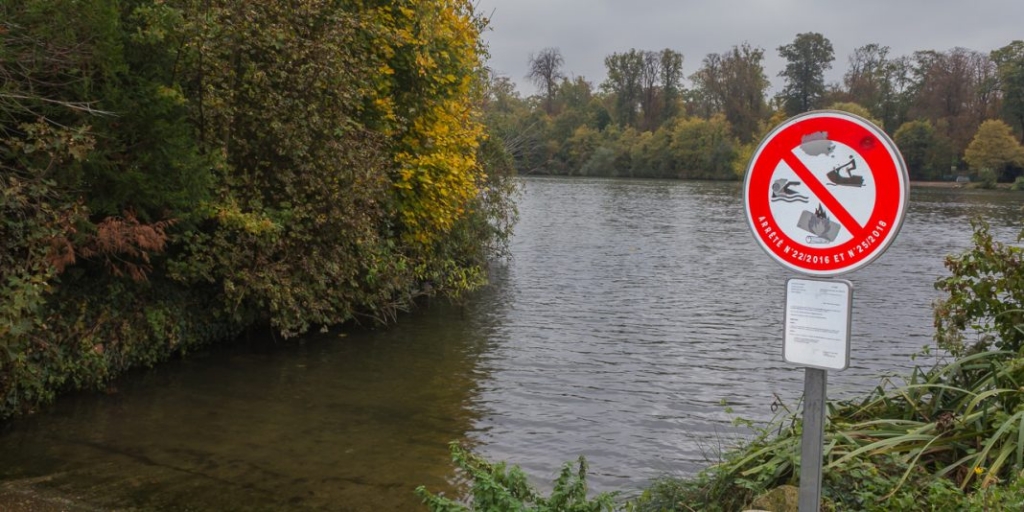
0, 478, 105, 512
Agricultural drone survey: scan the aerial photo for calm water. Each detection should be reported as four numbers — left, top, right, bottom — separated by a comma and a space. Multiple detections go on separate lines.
0, 178, 1021, 510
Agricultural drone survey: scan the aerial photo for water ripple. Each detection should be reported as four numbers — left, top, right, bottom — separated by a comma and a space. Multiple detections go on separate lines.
469, 178, 1024, 492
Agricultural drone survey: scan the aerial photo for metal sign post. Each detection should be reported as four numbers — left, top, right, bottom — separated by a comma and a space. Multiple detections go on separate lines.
743, 110, 909, 512
799, 368, 826, 511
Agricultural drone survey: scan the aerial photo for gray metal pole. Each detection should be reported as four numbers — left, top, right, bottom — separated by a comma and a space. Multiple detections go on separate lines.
798, 367, 827, 512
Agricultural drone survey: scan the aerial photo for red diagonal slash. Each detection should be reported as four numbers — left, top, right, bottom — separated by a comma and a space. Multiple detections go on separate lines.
781, 151, 865, 238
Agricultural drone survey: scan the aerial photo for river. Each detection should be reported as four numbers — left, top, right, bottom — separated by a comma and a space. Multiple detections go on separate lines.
0, 177, 1021, 510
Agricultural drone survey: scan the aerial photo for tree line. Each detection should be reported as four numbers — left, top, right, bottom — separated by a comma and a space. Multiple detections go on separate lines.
0, 0, 514, 418
486, 33, 1024, 183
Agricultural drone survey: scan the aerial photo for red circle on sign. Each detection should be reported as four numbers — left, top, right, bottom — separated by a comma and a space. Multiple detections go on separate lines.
743, 111, 908, 276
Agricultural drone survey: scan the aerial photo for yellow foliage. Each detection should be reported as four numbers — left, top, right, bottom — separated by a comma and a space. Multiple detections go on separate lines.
214, 202, 282, 236
395, 98, 484, 244
965, 119, 1024, 172
366, 0, 486, 248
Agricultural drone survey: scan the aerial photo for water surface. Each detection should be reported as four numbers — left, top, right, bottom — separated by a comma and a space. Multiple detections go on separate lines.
0, 178, 1020, 509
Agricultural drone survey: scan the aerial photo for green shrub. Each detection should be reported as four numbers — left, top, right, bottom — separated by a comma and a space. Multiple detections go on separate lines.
416, 443, 618, 512
972, 168, 999, 189
581, 147, 618, 177
934, 220, 1024, 355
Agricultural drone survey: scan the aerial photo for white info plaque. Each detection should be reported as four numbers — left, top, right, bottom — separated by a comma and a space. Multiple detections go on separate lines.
783, 278, 852, 371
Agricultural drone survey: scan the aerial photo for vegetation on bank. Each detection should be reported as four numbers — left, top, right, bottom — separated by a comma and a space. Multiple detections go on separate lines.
417, 443, 619, 512
0, 0, 515, 419
491, 37, 1024, 182
418, 220, 1024, 511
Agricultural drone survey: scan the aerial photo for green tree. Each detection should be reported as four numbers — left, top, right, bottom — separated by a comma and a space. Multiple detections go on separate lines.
668, 114, 738, 180
1, 0, 210, 254
562, 125, 602, 175
777, 32, 834, 115
636, 48, 684, 131
992, 41, 1024, 141
602, 50, 643, 128
827, 101, 882, 127
877, 55, 916, 133
555, 76, 594, 112
893, 119, 942, 180
628, 128, 674, 178
603, 48, 682, 130
483, 74, 522, 114
548, 77, 597, 144
963, 119, 1024, 180
658, 49, 685, 125
690, 43, 769, 143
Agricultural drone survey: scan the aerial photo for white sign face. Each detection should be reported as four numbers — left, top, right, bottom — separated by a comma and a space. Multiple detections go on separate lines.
783, 278, 852, 370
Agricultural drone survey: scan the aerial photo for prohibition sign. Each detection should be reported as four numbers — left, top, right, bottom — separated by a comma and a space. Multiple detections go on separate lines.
743, 110, 908, 276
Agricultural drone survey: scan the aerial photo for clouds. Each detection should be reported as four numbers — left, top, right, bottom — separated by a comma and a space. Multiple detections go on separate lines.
476, 0, 1024, 96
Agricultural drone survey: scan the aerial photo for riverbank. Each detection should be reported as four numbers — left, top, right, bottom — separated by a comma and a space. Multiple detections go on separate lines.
911, 180, 1016, 189
911, 181, 967, 188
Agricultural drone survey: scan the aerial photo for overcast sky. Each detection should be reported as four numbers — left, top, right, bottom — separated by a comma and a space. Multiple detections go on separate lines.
475, 0, 1024, 96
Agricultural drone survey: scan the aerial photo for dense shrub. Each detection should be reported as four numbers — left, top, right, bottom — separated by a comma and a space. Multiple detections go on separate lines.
0, 0, 513, 419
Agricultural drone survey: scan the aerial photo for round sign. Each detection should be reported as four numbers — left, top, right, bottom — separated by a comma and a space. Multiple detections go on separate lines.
743, 110, 909, 276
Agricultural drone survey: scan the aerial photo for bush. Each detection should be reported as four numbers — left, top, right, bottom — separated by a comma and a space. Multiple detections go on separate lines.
581, 147, 618, 177
972, 168, 999, 189
416, 443, 618, 512
934, 220, 1024, 354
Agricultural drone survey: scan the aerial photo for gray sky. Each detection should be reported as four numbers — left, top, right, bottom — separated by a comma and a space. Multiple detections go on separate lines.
475, 0, 1024, 96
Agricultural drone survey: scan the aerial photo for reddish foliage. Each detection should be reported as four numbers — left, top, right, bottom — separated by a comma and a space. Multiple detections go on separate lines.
65, 211, 176, 281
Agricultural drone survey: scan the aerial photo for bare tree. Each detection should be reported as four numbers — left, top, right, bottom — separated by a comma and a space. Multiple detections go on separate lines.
844, 44, 890, 114
527, 47, 564, 114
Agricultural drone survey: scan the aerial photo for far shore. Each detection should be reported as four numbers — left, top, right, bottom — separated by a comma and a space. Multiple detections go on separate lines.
911, 180, 1014, 190
911, 181, 967, 188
